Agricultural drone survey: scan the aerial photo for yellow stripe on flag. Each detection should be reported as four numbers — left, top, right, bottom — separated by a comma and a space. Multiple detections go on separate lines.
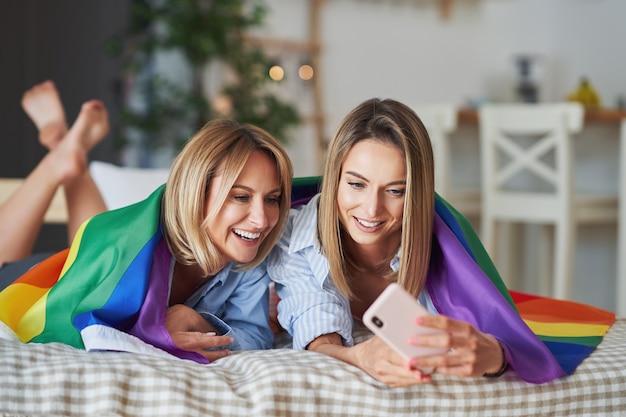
59, 219, 88, 279
524, 319, 612, 338
0, 283, 48, 329
16, 293, 51, 342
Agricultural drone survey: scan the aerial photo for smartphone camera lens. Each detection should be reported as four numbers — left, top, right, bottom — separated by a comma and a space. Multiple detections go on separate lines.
372, 316, 384, 328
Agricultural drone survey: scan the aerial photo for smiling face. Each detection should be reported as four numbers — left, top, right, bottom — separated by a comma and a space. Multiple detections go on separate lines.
205, 150, 281, 266
337, 139, 406, 254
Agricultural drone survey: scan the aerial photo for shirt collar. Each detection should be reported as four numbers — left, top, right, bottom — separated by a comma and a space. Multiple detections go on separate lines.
289, 193, 322, 254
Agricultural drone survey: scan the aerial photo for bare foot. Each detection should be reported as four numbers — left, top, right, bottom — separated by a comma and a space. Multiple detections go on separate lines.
68, 100, 110, 152
21, 80, 68, 149
42, 100, 110, 184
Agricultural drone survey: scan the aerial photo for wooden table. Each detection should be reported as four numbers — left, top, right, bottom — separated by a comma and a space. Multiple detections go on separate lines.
457, 107, 626, 123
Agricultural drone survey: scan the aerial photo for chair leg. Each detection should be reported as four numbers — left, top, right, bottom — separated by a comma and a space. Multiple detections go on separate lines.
538, 224, 553, 297
553, 220, 575, 300
481, 214, 495, 257
617, 119, 626, 316
500, 222, 524, 291
481, 214, 499, 278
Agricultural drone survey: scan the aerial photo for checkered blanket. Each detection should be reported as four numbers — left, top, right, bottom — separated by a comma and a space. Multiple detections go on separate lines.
1, 319, 625, 417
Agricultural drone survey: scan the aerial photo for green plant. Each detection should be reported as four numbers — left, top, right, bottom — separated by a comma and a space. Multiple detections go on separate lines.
107, 0, 300, 152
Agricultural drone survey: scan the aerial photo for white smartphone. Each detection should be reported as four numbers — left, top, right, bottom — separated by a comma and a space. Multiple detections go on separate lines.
362, 283, 447, 371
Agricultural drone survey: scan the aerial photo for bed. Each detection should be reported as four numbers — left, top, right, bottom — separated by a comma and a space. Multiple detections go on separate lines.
1, 319, 625, 416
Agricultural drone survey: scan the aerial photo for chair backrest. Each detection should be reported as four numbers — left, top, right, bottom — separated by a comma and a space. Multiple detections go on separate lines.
409, 104, 457, 198
478, 103, 584, 222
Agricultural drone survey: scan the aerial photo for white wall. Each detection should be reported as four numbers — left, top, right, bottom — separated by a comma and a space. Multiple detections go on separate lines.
259, 0, 626, 312
260, 0, 626, 175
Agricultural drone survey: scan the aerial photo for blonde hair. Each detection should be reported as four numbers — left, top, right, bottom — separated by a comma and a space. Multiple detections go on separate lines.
163, 119, 293, 276
318, 98, 435, 299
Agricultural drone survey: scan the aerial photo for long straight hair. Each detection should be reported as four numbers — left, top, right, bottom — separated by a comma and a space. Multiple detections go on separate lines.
163, 119, 293, 276
318, 98, 435, 298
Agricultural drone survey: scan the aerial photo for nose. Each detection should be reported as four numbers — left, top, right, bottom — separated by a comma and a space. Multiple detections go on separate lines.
363, 190, 382, 217
248, 198, 269, 229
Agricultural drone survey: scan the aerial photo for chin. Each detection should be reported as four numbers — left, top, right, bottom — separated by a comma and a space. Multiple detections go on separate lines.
234, 252, 258, 264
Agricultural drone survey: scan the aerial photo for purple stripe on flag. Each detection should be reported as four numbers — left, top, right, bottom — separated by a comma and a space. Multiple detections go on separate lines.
426, 213, 565, 384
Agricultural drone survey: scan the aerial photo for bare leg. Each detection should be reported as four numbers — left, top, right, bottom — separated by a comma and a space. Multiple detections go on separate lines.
0, 131, 84, 265
61, 100, 109, 240
21, 80, 68, 149
0, 99, 109, 265
21, 80, 109, 242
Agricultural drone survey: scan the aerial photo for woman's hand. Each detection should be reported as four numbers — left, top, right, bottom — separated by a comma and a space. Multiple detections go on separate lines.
351, 336, 434, 387
308, 333, 432, 388
405, 314, 504, 377
165, 304, 233, 361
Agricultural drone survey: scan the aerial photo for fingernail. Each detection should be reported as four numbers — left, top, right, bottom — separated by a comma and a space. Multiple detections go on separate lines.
408, 337, 419, 345
205, 332, 216, 336
415, 317, 424, 325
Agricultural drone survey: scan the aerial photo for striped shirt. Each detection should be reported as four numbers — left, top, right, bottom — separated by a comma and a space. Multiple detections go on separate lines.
267, 194, 436, 350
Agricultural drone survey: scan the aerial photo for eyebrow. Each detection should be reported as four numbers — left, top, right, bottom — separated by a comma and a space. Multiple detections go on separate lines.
344, 171, 406, 186
232, 184, 282, 195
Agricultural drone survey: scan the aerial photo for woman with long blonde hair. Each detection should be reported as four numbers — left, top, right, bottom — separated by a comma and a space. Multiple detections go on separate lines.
268, 98, 563, 386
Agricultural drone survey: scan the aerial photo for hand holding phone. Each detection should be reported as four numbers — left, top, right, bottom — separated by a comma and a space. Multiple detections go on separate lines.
362, 283, 447, 372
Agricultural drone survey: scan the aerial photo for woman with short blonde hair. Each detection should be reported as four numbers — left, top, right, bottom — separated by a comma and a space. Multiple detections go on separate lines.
164, 119, 292, 276
1, 106, 292, 363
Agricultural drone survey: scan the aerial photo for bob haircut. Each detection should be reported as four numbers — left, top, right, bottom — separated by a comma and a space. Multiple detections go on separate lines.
163, 119, 293, 276
318, 98, 435, 299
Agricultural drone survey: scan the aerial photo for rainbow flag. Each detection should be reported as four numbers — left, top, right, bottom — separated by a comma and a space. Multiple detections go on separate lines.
0, 185, 206, 362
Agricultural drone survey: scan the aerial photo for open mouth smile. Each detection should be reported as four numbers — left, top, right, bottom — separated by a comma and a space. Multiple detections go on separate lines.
233, 229, 262, 241
355, 217, 383, 228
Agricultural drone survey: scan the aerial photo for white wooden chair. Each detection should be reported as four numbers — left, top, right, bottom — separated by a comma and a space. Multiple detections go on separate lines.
411, 104, 481, 219
479, 103, 618, 300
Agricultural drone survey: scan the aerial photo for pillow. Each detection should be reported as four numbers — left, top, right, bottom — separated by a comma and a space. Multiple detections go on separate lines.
89, 161, 170, 210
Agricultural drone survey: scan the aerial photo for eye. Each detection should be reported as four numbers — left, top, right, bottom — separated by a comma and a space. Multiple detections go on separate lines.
265, 195, 281, 205
347, 181, 365, 190
388, 188, 405, 197
233, 194, 250, 202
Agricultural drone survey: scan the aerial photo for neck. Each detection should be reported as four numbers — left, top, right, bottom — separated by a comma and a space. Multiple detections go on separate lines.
343, 238, 398, 272
343, 231, 400, 270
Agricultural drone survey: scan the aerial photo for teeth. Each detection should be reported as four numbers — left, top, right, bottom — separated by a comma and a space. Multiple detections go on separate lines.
234, 229, 261, 240
357, 218, 382, 228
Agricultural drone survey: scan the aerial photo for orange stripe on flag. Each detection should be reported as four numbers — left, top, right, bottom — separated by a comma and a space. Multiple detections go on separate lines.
516, 298, 615, 326
12, 249, 70, 288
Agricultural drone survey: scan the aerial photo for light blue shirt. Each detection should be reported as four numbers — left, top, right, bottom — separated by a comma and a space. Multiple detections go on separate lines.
267, 194, 436, 350
180, 259, 273, 351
